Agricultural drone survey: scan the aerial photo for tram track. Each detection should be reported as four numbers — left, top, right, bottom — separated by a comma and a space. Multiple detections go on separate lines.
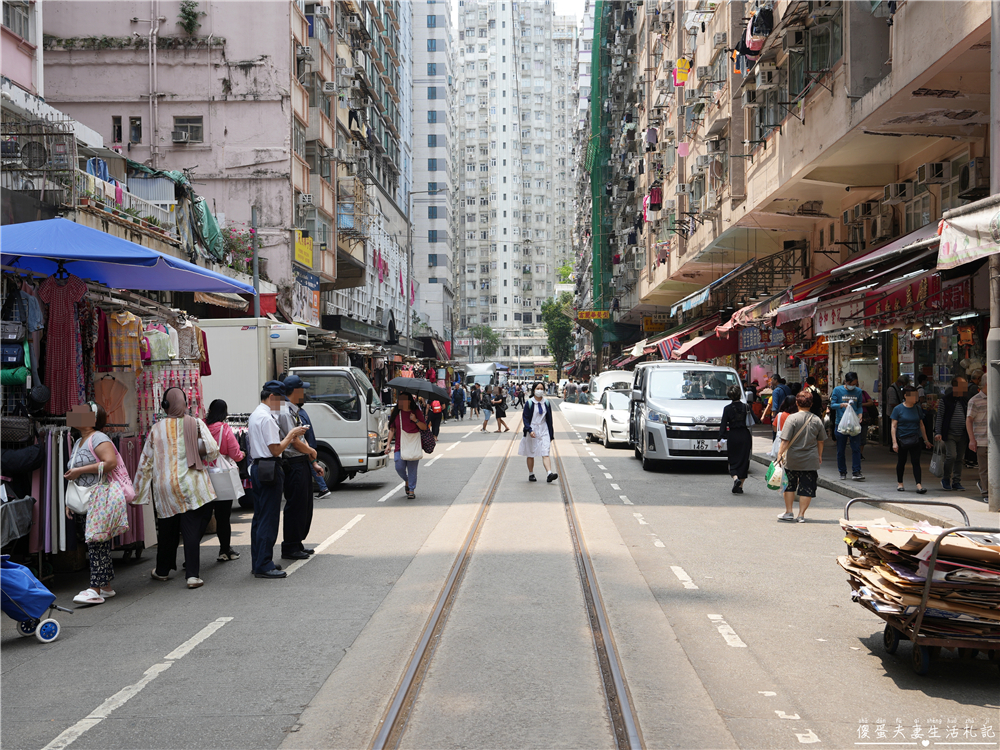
371, 428, 644, 750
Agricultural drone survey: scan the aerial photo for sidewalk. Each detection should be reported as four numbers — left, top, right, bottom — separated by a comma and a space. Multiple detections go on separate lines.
748, 426, 999, 529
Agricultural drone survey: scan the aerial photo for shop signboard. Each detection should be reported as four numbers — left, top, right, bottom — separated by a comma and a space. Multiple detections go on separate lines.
291, 267, 320, 327
864, 274, 941, 321
814, 295, 865, 334
294, 230, 314, 268
510, 368, 535, 378
940, 277, 972, 311
938, 201, 1000, 270
739, 325, 786, 352
642, 316, 668, 332
578, 310, 610, 320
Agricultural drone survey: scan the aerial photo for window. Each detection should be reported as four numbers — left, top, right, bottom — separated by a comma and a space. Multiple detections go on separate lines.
428, 206, 438, 219
2, 0, 30, 39
111, 116, 122, 143
429, 230, 440, 243
904, 187, 932, 234
173, 116, 204, 143
428, 158, 439, 171
427, 63, 438, 75
428, 182, 439, 192
305, 374, 361, 421
427, 39, 438, 51
427, 111, 438, 123
427, 87, 437, 100
427, 14, 437, 27
129, 117, 142, 143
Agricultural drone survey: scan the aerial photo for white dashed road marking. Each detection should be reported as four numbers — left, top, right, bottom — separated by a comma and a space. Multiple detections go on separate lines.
425, 453, 444, 466
707, 614, 747, 647
603, 472, 613, 479
619, 495, 633, 505
670, 566, 698, 589
446, 442, 460, 451
775, 711, 800, 720
610, 483, 620, 490
377, 483, 405, 503
598, 464, 607, 470
284, 514, 365, 576
633, 512, 648, 525
795, 729, 820, 744
592, 457, 600, 462
462, 430, 476, 438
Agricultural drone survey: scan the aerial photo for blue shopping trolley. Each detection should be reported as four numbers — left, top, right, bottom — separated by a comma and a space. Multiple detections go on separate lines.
1, 555, 72, 642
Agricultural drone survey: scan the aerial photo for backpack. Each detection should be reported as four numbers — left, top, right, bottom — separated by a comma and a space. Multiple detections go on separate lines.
430, 400, 443, 414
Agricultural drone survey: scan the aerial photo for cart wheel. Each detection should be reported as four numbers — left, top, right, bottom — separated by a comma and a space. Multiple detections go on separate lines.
883, 624, 900, 655
35, 618, 60, 643
912, 644, 932, 676
958, 648, 980, 661
17, 618, 39, 636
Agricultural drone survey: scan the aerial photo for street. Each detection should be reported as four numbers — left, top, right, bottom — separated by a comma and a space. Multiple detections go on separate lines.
2, 407, 997, 750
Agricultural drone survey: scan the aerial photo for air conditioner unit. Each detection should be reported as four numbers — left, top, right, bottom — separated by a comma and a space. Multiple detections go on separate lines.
811, 1, 841, 18
357, 149, 370, 160
696, 155, 711, 169
340, 67, 355, 78
714, 32, 727, 50
959, 157, 989, 198
662, 199, 676, 212
917, 161, 951, 185
322, 80, 337, 94
675, 183, 690, 195
842, 210, 852, 226
685, 88, 699, 102
663, 128, 675, 141
269, 324, 309, 351
755, 63, 778, 91
336, 56, 348, 67
171, 131, 190, 143
297, 45, 313, 60
706, 189, 718, 206
696, 66, 711, 80
689, 198, 702, 213
742, 89, 759, 108
298, 193, 314, 205
635, 254, 644, 270
782, 29, 806, 53
655, 78, 669, 90
707, 138, 725, 154
871, 213, 893, 241
350, 80, 362, 90
883, 182, 913, 205
347, 17, 361, 29
314, 5, 331, 18
854, 200, 879, 219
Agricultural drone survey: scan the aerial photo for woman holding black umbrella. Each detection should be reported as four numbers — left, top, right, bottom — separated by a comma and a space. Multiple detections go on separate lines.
385, 392, 428, 500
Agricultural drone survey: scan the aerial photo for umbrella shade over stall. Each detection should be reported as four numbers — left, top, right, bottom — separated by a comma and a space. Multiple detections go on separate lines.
387, 377, 451, 402
0, 218, 255, 294
671, 332, 738, 362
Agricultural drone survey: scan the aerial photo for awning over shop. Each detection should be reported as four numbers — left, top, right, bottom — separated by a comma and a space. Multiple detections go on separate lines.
800, 336, 828, 358
0, 218, 256, 294
716, 290, 791, 338
771, 296, 819, 326
938, 196, 1000, 270
831, 223, 940, 277
671, 332, 738, 362
194, 291, 250, 310
669, 260, 754, 317
653, 314, 720, 360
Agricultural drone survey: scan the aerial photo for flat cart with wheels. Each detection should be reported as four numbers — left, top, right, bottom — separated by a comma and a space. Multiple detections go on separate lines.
840, 499, 1000, 676
0, 554, 72, 643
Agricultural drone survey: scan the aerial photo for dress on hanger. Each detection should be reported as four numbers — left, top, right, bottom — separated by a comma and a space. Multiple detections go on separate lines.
38, 275, 87, 414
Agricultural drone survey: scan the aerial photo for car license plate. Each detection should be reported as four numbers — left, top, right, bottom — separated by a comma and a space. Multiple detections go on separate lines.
694, 440, 709, 451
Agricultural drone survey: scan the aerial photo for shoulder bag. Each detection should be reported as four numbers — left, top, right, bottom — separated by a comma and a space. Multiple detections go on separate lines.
0, 282, 27, 344
66, 436, 103, 515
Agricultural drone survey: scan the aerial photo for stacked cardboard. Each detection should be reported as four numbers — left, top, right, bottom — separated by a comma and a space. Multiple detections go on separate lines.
839, 519, 1000, 642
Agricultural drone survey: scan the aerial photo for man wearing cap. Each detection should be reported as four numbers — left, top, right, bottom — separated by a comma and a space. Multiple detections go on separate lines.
276, 374, 324, 560
248, 381, 309, 579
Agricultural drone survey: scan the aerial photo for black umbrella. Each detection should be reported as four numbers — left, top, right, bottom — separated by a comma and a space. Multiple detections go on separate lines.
387, 377, 451, 402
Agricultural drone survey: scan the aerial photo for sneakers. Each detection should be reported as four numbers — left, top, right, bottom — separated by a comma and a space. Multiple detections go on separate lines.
840, 473, 847, 481
546, 472, 559, 483
217, 549, 240, 562
941, 479, 953, 491
795, 516, 806, 523
186, 577, 204, 589
528, 474, 537, 482
777, 512, 795, 522
315, 491, 333, 500
951, 482, 966, 492
852, 473, 865, 481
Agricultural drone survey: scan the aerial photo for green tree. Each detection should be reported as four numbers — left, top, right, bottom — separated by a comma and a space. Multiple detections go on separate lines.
557, 262, 573, 283
541, 291, 575, 377
470, 324, 501, 359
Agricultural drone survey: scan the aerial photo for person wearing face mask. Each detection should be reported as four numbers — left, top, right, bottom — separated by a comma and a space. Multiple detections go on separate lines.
829, 372, 865, 481
276, 375, 325, 560
518, 382, 558, 483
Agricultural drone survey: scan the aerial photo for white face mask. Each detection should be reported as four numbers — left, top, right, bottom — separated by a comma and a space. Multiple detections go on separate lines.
534, 390, 544, 398
845, 385, 857, 391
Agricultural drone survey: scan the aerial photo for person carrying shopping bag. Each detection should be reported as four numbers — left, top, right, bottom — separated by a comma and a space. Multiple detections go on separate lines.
204, 399, 246, 562
829, 372, 865, 481
386, 392, 428, 499
774, 391, 825, 523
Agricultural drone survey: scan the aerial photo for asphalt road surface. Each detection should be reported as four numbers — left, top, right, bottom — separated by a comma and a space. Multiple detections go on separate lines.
2, 404, 996, 750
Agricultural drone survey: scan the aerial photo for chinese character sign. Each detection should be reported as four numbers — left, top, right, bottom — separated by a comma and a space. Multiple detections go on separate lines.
578, 310, 610, 320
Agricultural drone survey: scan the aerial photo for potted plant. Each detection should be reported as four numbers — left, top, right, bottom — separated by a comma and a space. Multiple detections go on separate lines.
124, 207, 142, 225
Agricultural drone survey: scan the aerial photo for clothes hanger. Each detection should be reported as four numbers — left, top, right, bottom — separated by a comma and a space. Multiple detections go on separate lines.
53, 261, 70, 280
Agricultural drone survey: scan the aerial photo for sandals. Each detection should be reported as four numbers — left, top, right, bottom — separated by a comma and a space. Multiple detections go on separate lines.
73, 589, 105, 605
405, 489, 416, 499
217, 549, 241, 562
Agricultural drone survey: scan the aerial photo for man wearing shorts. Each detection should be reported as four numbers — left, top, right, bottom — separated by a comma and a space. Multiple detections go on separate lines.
775, 390, 826, 523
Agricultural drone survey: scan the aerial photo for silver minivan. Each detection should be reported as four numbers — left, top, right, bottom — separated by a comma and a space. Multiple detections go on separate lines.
628, 361, 745, 470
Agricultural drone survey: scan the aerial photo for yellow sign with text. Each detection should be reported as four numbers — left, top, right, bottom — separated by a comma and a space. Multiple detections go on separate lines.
294, 230, 314, 268
578, 310, 610, 320
642, 317, 668, 332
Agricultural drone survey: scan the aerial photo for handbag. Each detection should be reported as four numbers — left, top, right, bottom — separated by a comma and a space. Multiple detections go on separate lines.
0, 404, 33, 444
1, 343, 24, 367
897, 433, 922, 448
420, 429, 437, 454
399, 429, 423, 461
108, 444, 136, 503
929, 442, 946, 478
0, 321, 25, 343
208, 454, 244, 501
765, 461, 785, 490
255, 457, 280, 486
65, 436, 103, 515
0, 283, 27, 343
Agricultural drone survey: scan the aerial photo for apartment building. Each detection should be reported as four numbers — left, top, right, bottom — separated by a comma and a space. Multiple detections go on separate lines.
42, 0, 414, 348
452, 0, 577, 371
577, 0, 991, 372
412, 1, 457, 342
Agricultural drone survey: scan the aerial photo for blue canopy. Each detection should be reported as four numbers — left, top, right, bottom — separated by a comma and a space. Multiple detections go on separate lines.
0, 218, 256, 295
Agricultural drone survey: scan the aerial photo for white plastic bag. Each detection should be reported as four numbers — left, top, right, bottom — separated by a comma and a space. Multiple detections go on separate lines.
837, 405, 862, 436
400, 429, 423, 461
208, 454, 244, 501
765, 461, 785, 490
766, 434, 781, 459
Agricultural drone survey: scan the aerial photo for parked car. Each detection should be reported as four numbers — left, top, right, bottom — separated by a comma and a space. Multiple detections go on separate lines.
588, 370, 634, 397
561, 388, 631, 446
628, 361, 745, 470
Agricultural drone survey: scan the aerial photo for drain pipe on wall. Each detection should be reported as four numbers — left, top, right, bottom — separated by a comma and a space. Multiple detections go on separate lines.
151, 0, 163, 168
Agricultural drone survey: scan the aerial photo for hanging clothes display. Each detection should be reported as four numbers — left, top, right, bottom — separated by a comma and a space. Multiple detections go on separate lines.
108, 310, 145, 375
37, 274, 88, 415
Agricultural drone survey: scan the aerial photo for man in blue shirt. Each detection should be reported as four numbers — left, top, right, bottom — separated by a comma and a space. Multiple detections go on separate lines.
829, 371, 865, 481
762, 375, 790, 440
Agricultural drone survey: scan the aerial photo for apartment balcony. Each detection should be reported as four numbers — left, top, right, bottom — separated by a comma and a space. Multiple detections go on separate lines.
292, 3, 309, 47
292, 77, 310, 127
317, 247, 336, 284
368, 1, 385, 33
310, 174, 335, 218
73, 169, 178, 239
292, 154, 310, 195
307, 110, 334, 149
318, 46, 334, 83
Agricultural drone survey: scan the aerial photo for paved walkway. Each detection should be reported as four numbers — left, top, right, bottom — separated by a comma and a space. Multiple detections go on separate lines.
748, 426, 998, 529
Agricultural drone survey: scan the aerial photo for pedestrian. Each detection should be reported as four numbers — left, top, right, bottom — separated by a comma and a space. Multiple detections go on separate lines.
578, 384, 592, 405
470, 383, 481, 418
890, 386, 931, 494
204, 399, 246, 562
885, 375, 909, 416
480, 385, 494, 432
934, 376, 970, 491
492, 385, 511, 432
829, 372, 865, 481
277, 374, 325, 561
761, 375, 790, 440
519, 382, 558, 483
135, 388, 220, 589
428, 397, 444, 437
718, 385, 751, 494
966, 375, 989, 501
65, 402, 129, 605
965, 369, 984, 468
246, 382, 310, 580
775, 390, 825, 523
452, 382, 466, 420
805, 376, 825, 419
386, 391, 428, 500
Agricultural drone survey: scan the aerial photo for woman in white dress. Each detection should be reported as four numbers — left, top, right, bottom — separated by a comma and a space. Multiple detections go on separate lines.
518, 382, 559, 483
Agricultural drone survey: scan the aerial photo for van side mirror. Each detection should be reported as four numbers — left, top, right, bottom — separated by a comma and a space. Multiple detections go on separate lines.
631, 389, 642, 402
366, 388, 374, 405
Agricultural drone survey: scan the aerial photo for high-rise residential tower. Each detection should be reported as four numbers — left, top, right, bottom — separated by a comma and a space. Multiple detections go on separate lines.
453, 0, 577, 371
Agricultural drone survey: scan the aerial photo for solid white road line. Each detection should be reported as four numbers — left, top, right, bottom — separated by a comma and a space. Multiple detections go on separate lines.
670, 566, 698, 589
619, 495, 633, 505
41, 618, 233, 750
285, 514, 365, 576
377, 482, 405, 503
707, 614, 747, 647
